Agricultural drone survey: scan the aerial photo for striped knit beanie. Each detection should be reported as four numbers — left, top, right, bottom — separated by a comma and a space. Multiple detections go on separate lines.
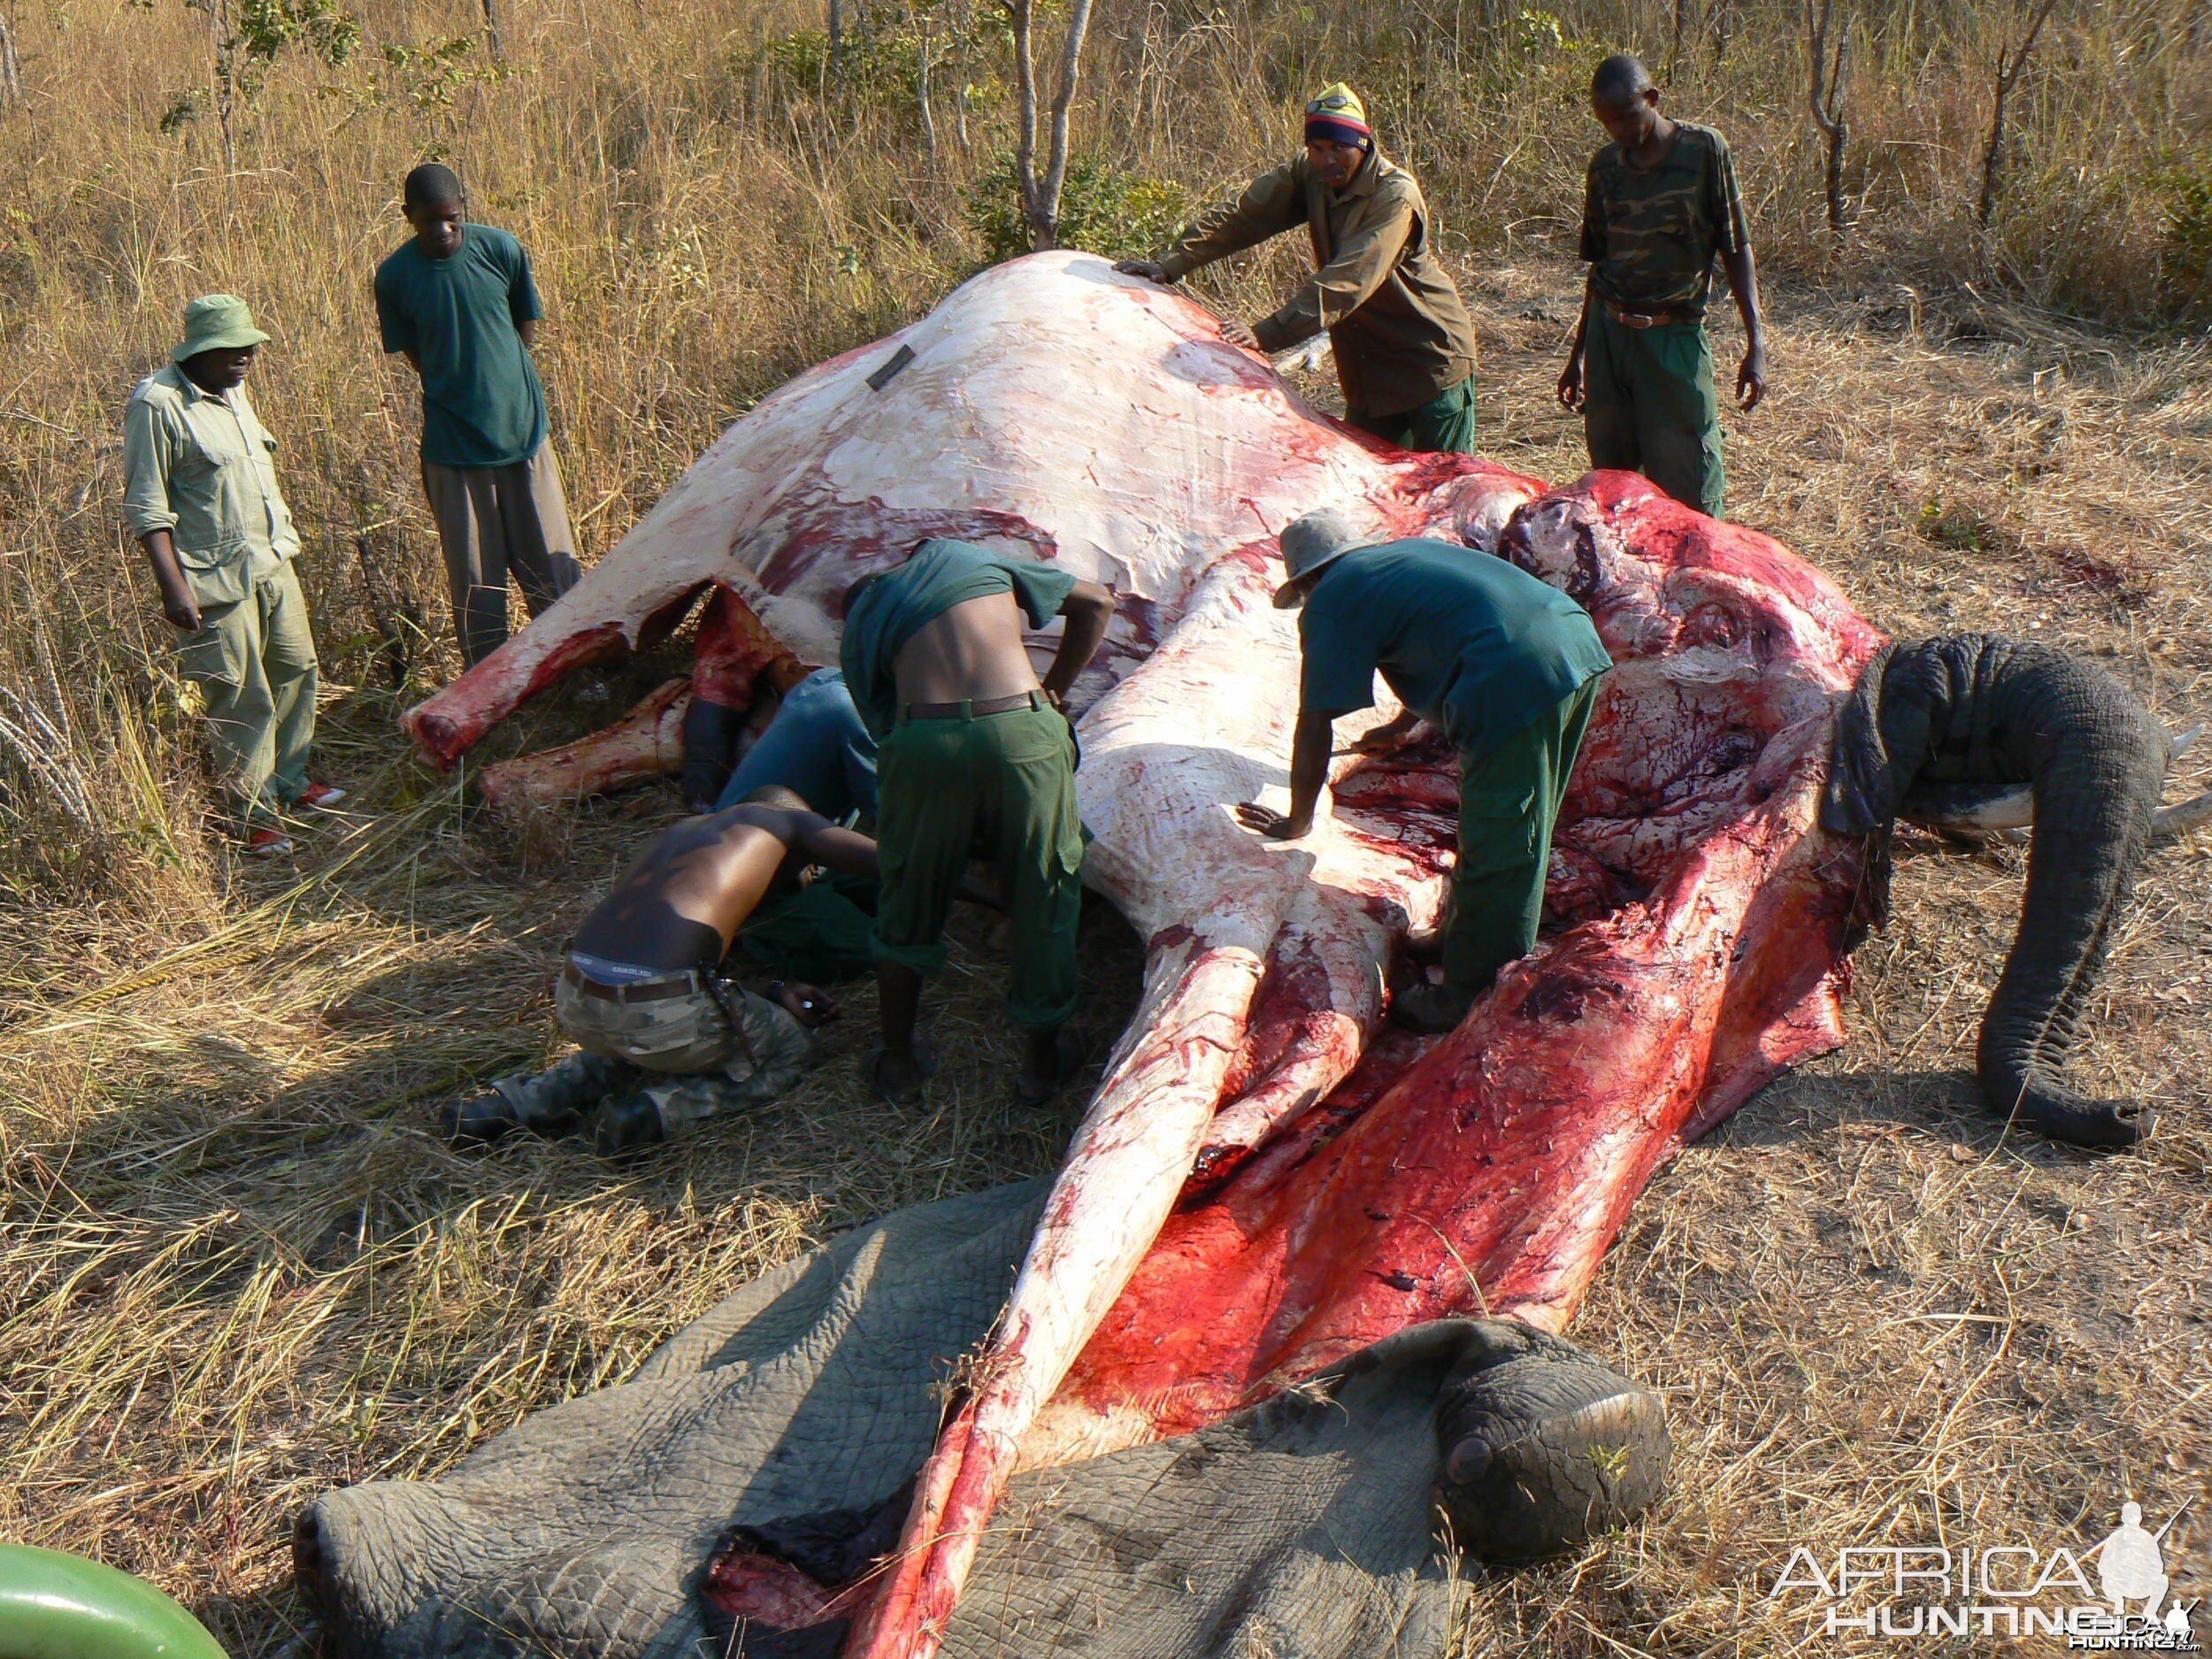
1304, 83, 1372, 149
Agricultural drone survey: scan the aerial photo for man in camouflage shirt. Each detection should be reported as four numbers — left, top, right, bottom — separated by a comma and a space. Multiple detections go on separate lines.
1557, 54, 1767, 518
1116, 84, 1482, 455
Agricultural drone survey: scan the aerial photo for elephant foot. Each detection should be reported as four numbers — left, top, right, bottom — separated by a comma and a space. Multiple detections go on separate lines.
1432, 1321, 1672, 1562
1985, 1068, 2147, 1150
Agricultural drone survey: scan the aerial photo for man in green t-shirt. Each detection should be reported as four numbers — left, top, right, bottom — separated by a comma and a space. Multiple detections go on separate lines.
1556, 54, 1767, 519
1237, 509, 1613, 1033
841, 538, 1114, 1106
1116, 84, 1482, 455
374, 163, 581, 666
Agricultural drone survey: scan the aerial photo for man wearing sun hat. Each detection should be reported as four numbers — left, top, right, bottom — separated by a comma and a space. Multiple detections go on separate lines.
1115, 84, 1483, 454
122, 293, 343, 855
1234, 507, 1613, 1032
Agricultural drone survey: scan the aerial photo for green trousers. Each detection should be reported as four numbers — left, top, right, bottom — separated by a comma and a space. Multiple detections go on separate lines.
1582, 307, 1724, 518
1347, 376, 1478, 456
737, 872, 880, 985
872, 700, 1087, 1032
1444, 675, 1602, 996
175, 560, 318, 827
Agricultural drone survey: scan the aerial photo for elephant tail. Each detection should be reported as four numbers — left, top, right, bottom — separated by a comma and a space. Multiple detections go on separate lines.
1970, 647, 2167, 1148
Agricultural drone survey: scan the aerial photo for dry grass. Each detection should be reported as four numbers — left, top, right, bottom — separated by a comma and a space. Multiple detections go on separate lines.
0, 0, 2208, 1654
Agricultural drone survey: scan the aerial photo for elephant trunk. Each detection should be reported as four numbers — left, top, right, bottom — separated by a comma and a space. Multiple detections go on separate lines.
1824, 634, 2168, 1149
1970, 651, 2164, 1148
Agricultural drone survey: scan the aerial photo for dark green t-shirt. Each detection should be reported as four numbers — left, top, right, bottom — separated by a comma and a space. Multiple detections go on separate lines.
1298, 539, 1612, 761
839, 537, 1079, 739
1578, 122, 1749, 318
374, 224, 549, 468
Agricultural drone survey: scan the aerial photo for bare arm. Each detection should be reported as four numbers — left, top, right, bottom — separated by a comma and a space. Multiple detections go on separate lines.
120, 399, 201, 631
1234, 705, 1337, 841
516, 317, 538, 350
1557, 283, 1592, 411
795, 819, 879, 880
1721, 245, 1766, 411
1041, 579, 1114, 705
138, 530, 203, 633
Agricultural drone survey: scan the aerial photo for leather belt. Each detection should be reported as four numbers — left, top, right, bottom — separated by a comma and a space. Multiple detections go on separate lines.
560, 960, 705, 1003
1602, 297, 1686, 330
900, 689, 1044, 722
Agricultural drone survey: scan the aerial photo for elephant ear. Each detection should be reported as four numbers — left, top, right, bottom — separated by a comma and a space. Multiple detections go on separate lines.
1822, 641, 1904, 837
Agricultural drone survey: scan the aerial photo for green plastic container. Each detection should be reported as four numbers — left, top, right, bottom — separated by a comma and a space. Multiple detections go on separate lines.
0, 1544, 228, 1659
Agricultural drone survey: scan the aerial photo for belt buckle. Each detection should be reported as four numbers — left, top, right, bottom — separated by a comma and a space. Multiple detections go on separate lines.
1622, 309, 1657, 330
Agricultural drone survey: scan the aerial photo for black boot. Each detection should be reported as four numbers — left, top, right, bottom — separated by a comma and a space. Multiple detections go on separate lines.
438, 1092, 522, 1147
592, 1091, 668, 1157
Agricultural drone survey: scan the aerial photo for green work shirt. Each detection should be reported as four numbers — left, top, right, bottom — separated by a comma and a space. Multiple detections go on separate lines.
373, 224, 549, 468
1578, 122, 1749, 319
120, 364, 299, 609
839, 538, 1078, 740
1158, 148, 1479, 419
1298, 539, 1613, 762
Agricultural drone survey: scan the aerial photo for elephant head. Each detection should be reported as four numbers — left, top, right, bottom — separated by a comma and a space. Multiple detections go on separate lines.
1822, 634, 2170, 1148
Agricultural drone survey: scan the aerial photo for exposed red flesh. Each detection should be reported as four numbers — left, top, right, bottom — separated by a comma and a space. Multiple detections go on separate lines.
400, 256, 1884, 1655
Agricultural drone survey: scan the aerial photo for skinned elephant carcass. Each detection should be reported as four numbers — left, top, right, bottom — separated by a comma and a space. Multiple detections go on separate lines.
304, 253, 2172, 1659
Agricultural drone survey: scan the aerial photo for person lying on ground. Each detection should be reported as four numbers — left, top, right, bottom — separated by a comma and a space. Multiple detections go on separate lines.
443, 788, 873, 1156
121, 294, 349, 856
375, 162, 582, 668
841, 537, 1114, 1108
1115, 83, 1483, 457
1555, 53, 1766, 519
712, 666, 879, 821
1237, 508, 1614, 1033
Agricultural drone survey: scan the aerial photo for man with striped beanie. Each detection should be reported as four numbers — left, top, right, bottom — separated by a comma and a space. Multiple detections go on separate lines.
1117, 84, 1482, 455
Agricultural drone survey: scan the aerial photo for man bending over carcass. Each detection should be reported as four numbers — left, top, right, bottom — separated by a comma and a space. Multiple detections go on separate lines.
442, 789, 871, 1156
841, 538, 1114, 1107
1239, 508, 1614, 1033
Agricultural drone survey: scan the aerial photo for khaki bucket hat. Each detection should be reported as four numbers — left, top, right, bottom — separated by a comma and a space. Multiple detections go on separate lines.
172, 293, 270, 364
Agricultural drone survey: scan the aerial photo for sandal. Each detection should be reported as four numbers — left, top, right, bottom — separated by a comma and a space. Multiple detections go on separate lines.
866, 1040, 936, 1107
1015, 1026, 1089, 1108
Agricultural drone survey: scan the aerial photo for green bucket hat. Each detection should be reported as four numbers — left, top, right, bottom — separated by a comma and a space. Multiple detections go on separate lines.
171, 293, 270, 364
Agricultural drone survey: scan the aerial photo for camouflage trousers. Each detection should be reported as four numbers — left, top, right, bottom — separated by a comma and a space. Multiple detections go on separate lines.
492, 962, 816, 1141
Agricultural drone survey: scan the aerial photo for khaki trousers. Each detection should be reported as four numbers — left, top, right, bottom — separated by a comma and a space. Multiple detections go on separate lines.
175, 560, 319, 827
421, 443, 583, 667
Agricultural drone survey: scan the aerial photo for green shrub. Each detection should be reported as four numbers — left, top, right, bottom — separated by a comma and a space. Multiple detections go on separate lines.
968, 155, 1190, 263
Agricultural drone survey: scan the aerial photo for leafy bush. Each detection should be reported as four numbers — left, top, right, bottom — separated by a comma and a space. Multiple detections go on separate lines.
968, 155, 1190, 263
2154, 162, 2212, 313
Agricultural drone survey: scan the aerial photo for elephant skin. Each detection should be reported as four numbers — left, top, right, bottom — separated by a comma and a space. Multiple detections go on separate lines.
296, 1184, 1665, 1659
1822, 633, 2168, 1148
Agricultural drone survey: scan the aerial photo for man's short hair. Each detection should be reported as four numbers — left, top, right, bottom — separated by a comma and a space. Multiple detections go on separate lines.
403, 163, 464, 212
741, 784, 813, 811
1591, 53, 1654, 105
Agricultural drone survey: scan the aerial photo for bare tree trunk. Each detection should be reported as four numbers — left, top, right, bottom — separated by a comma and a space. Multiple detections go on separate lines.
1007, 0, 1096, 250
1978, 0, 2059, 227
827, 0, 844, 80
1806, 0, 1851, 243
0, 1, 24, 106
1671, 0, 1691, 73
1713, 0, 1731, 64
481, 0, 503, 62
918, 10, 936, 165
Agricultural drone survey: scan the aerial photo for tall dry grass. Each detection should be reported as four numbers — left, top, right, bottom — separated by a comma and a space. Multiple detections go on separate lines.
0, 1, 2206, 1655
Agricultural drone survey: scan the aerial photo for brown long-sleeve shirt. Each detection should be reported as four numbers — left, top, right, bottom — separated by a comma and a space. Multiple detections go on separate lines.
1158, 148, 1479, 419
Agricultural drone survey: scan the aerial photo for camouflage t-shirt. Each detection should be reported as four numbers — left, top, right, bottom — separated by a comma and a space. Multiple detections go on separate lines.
1578, 122, 1749, 318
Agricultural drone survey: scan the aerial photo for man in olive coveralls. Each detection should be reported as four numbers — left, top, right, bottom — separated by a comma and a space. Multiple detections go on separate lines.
1557, 54, 1767, 518
1238, 509, 1613, 1033
1115, 84, 1483, 455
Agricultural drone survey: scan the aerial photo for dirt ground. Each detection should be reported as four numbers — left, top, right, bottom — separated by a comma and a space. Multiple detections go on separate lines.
3, 265, 2207, 1656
